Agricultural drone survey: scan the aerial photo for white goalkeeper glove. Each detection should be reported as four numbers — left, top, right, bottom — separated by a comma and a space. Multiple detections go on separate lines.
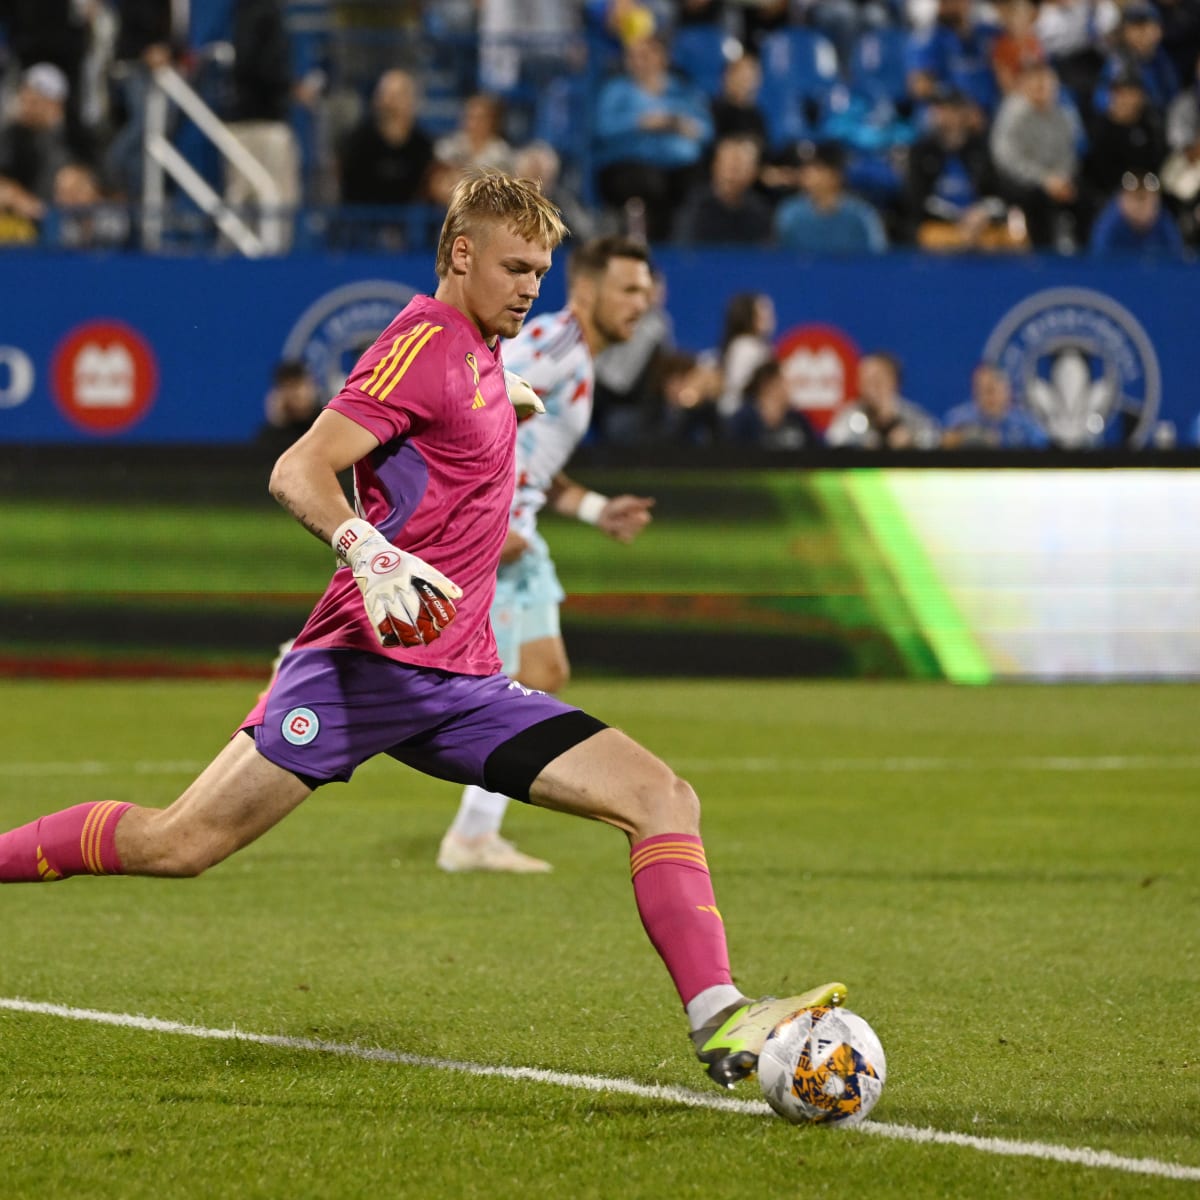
332, 517, 462, 648
505, 369, 545, 421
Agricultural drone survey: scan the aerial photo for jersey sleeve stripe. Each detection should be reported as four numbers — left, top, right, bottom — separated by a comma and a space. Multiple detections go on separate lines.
377, 325, 444, 400
363, 322, 429, 397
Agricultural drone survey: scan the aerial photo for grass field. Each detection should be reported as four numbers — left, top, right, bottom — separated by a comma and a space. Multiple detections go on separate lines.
2, 678, 1198, 1198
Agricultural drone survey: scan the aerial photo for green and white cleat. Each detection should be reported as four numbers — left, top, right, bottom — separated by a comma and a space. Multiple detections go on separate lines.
692, 982, 849, 1089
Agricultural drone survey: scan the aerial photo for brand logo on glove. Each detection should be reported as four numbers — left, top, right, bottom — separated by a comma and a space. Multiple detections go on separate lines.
369, 550, 401, 574
417, 580, 453, 625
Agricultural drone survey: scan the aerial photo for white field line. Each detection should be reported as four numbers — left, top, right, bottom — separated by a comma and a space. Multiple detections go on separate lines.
4, 755, 1200, 779
2, 997, 1198, 1184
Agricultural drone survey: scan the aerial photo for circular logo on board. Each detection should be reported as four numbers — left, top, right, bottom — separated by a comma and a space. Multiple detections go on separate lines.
776, 324, 860, 432
280, 280, 418, 401
0, 345, 35, 409
282, 707, 320, 746
51, 320, 158, 435
982, 288, 1161, 448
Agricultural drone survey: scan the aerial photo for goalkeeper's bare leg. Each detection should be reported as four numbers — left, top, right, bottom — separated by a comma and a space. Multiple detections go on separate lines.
526, 726, 846, 1089
0, 735, 311, 881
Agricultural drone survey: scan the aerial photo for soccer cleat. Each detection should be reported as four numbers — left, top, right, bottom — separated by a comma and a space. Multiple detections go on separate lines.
692, 981, 849, 1089
436, 831, 552, 874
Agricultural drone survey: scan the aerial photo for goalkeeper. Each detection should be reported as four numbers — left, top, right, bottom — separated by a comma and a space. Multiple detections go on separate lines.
436, 234, 656, 874
0, 172, 846, 1092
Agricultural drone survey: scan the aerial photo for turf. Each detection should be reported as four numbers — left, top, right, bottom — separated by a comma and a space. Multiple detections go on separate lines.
1, 678, 1198, 1199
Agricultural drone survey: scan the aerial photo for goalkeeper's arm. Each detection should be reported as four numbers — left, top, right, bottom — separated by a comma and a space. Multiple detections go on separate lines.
269, 409, 461, 647
547, 472, 655, 544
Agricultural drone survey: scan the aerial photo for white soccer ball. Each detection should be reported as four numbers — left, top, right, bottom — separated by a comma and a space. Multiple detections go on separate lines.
758, 1005, 886, 1127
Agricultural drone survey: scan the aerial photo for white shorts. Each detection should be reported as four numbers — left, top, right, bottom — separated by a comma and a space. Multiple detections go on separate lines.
490, 536, 566, 674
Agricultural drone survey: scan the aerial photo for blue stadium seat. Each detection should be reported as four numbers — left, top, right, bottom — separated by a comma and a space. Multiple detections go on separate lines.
670, 24, 735, 96
757, 27, 840, 148
847, 28, 909, 104
759, 27, 840, 101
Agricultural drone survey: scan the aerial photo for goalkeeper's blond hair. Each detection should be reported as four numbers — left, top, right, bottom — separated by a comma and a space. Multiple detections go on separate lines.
435, 168, 568, 278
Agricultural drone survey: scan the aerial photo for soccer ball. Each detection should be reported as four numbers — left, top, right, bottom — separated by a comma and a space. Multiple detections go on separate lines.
758, 1006, 886, 1127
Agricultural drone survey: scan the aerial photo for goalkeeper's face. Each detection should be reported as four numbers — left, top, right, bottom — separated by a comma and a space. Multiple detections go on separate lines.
590, 256, 654, 350
457, 221, 554, 343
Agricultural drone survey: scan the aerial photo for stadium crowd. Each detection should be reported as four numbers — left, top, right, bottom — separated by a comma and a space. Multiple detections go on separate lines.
2, 0, 1195, 449
1, 0, 1198, 256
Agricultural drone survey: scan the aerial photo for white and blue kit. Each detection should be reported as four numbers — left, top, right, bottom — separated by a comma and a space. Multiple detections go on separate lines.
494, 307, 594, 671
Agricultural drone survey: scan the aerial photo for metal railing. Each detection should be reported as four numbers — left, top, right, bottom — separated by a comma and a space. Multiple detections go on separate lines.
142, 64, 286, 257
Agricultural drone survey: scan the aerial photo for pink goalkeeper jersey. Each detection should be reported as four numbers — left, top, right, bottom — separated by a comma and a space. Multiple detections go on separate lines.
291, 295, 516, 675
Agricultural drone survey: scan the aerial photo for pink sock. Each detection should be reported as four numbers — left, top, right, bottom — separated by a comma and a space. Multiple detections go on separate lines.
0, 801, 133, 882
630, 833, 734, 1008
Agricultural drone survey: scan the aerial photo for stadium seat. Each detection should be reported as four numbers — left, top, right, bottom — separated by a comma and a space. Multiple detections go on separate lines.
847, 28, 909, 104
757, 27, 840, 149
670, 24, 736, 96
759, 27, 840, 101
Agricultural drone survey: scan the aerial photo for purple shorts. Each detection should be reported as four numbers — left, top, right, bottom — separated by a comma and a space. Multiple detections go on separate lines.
240, 647, 605, 797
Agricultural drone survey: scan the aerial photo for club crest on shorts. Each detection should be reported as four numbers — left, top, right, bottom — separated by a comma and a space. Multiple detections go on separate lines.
982, 287, 1161, 448
282, 707, 320, 746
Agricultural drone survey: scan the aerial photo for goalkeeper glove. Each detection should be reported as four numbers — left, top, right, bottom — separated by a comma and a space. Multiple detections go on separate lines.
505, 369, 545, 421
332, 517, 462, 648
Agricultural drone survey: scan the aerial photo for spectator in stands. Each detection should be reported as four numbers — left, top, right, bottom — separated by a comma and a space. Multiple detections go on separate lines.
773, 140, 889, 254
1162, 53, 1200, 242
672, 133, 774, 244
1156, 0, 1200, 84
709, 52, 770, 150
50, 160, 132, 249
991, 0, 1046, 96
223, 0, 301, 252
1083, 72, 1167, 212
1168, 50, 1200, 151
477, 0, 581, 95
716, 290, 776, 420
942, 363, 1049, 447
1095, 4, 1180, 116
1034, 0, 1119, 118
593, 264, 675, 443
105, 0, 187, 199
1088, 169, 1187, 256
0, 0, 97, 162
256, 359, 322, 452
655, 348, 724, 446
726, 359, 818, 449
512, 140, 597, 239
0, 63, 72, 231
338, 69, 434, 208
429, 93, 516, 206
906, 0, 1002, 123
904, 84, 1021, 250
989, 60, 1085, 248
826, 352, 942, 448
593, 33, 714, 241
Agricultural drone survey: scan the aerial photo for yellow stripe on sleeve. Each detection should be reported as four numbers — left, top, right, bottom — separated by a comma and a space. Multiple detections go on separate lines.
363, 323, 428, 397
376, 325, 443, 401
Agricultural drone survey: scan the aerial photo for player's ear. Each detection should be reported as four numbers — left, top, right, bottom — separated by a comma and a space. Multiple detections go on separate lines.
450, 234, 472, 276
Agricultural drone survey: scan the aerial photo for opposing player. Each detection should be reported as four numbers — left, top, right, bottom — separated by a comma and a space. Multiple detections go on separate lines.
0, 170, 846, 1090
438, 235, 656, 874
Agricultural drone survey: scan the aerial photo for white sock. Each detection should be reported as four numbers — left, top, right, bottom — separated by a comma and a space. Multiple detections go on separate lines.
686, 984, 749, 1032
448, 785, 510, 840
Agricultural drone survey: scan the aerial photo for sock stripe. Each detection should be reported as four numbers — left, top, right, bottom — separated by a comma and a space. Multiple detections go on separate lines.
630, 844, 709, 879
630, 839, 707, 870
81, 801, 120, 875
